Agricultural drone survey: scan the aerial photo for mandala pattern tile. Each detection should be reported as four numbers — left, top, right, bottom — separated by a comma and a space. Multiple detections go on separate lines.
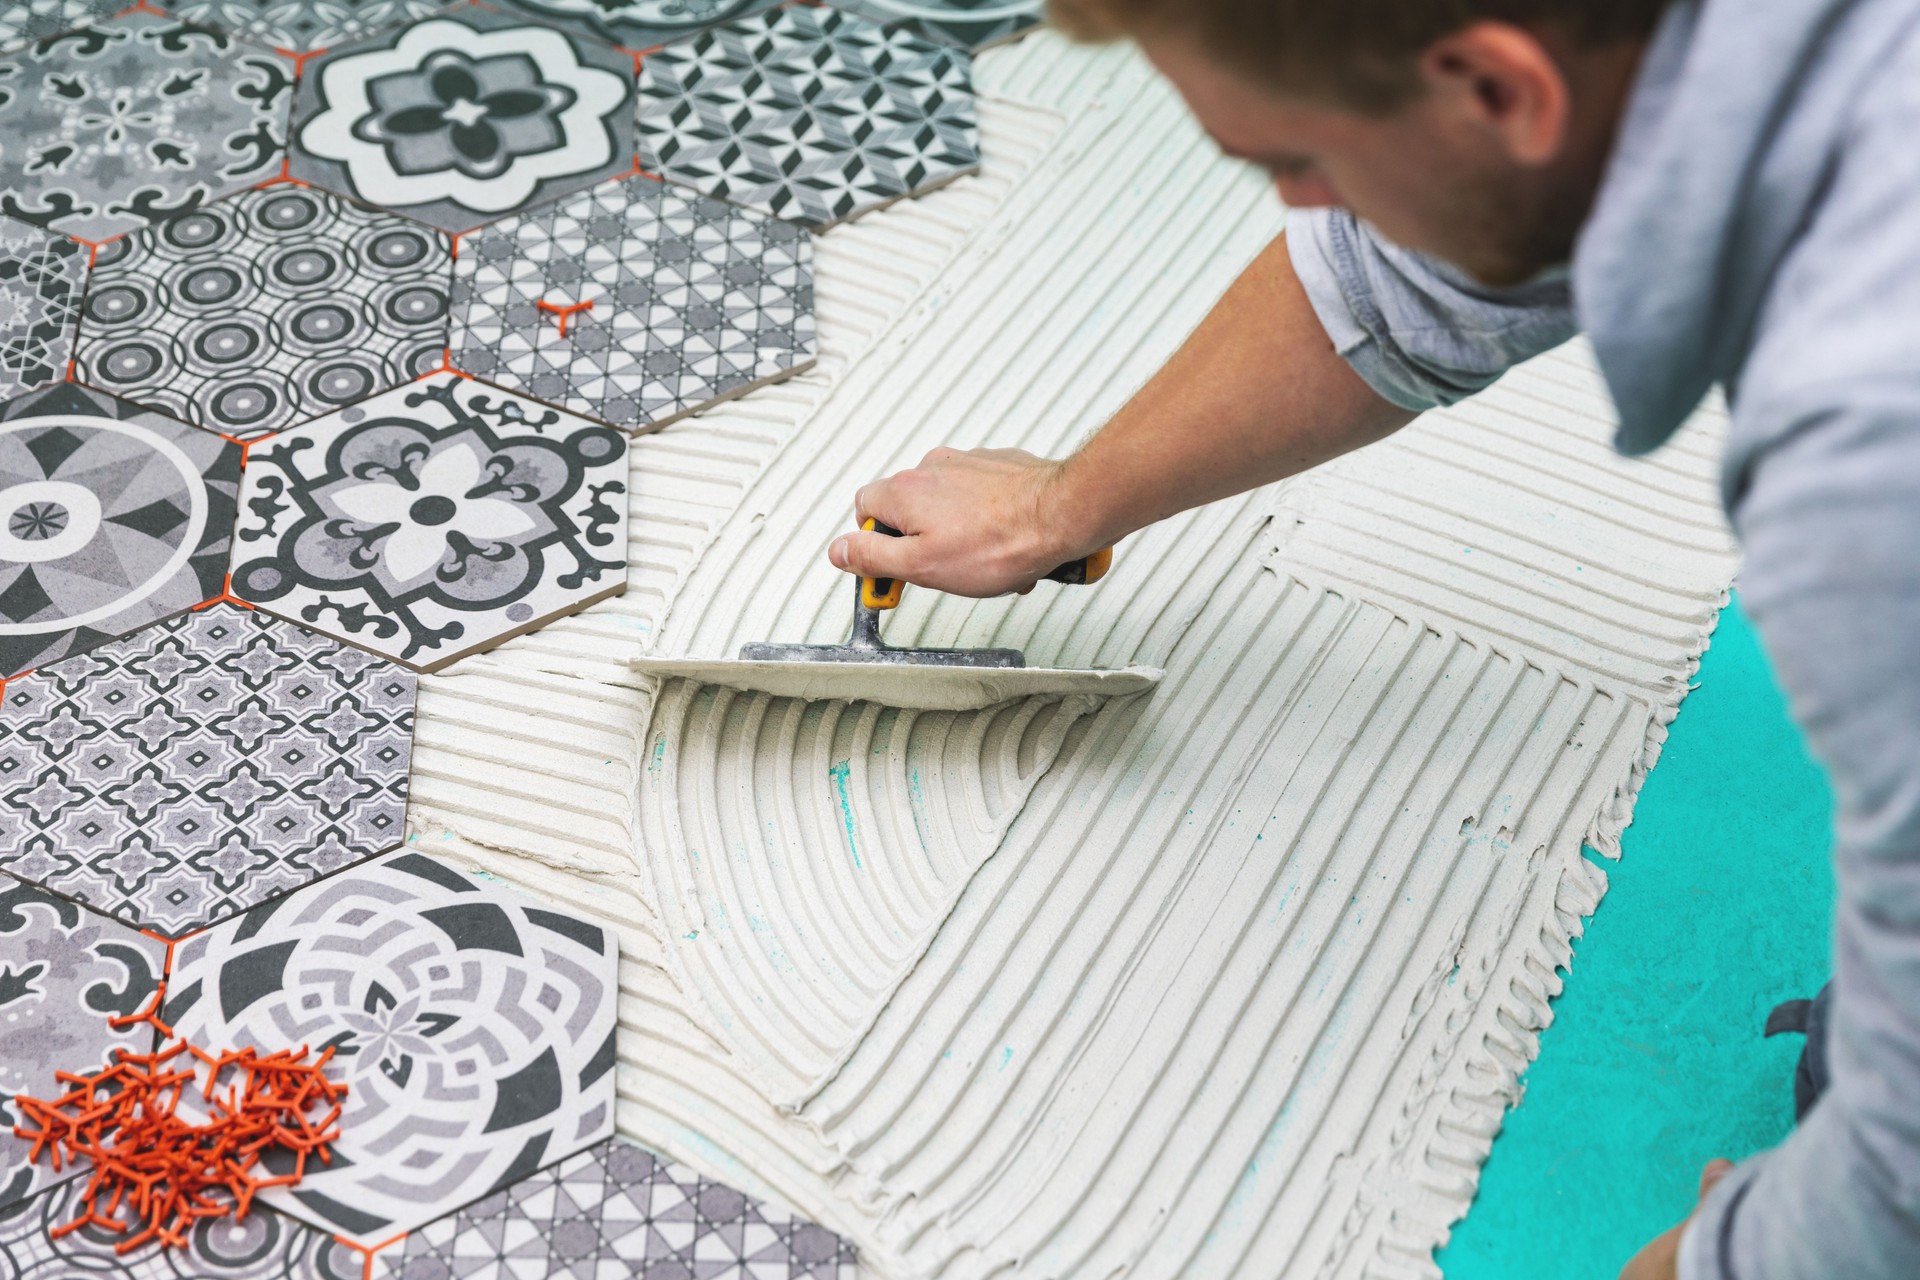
289, 8, 636, 235
0, 879, 166, 1211
165, 853, 620, 1246
170, 0, 455, 53
75, 186, 454, 441
0, 218, 86, 402
229, 374, 630, 671
487, 0, 781, 52
0, 0, 121, 55
372, 1136, 859, 1280
0, 383, 240, 680
825, 0, 1041, 50
0, 604, 417, 937
635, 5, 981, 228
452, 175, 815, 433
0, 14, 292, 243
0, 1178, 363, 1278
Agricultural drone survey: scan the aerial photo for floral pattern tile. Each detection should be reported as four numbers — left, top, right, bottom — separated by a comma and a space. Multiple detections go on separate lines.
171, 0, 455, 53
0, 0, 122, 55
0, 13, 292, 243
164, 852, 620, 1247
486, 0, 781, 52
0, 604, 416, 937
0, 878, 167, 1212
823, 0, 1041, 50
74, 185, 453, 441
0, 217, 86, 401
372, 1136, 860, 1280
635, 5, 981, 229
229, 374, 629, 671
0, 383, 240, 680
289, 8, 636, 235
451, 173, 815, 434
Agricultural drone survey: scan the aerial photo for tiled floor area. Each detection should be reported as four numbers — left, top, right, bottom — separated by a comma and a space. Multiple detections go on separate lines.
0, 0, 1036, 1271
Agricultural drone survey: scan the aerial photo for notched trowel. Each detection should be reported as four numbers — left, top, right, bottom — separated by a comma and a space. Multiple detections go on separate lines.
630, 521, 1163, 712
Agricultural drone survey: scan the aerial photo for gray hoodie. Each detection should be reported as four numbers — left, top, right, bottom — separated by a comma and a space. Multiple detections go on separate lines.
1287, 0, 1920, 1275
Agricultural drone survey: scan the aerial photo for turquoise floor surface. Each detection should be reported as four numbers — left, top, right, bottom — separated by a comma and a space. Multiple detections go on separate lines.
1437, 596, 1835, 1280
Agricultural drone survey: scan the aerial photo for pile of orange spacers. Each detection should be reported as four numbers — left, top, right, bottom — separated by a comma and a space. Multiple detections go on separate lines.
8, 982, 349, 1254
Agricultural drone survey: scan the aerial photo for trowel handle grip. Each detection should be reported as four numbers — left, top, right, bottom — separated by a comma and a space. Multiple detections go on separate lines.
857, 519, 1113, 611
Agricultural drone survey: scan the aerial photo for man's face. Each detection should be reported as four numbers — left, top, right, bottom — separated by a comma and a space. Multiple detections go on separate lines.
1142, 27, 1627, 286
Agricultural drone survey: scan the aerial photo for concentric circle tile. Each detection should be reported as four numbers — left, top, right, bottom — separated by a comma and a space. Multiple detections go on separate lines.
170, 0, 455, 53
824, 0, 1042, 50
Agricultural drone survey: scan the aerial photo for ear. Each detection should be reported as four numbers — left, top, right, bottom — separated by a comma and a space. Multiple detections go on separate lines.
1419, 22, 1570, 166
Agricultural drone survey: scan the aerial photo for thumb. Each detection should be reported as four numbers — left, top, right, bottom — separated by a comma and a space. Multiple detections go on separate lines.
829, 529, 917, 579
1698, 1159, 1736, 1201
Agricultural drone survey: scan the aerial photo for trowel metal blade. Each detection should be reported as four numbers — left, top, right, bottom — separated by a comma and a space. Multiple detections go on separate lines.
737, 640, 1026, 668
627, 655, 1164, 712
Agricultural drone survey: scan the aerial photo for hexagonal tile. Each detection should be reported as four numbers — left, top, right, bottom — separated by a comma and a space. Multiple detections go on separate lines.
0, 0, 121, 55
0, 216, 86, 401
228, 374, 630, 671
0, 383, 239, 680
371, 1136, 861, 1280
451, 174, 815, 433
635, 5, 981, 229
164, 851, 620, 1246
0, 13, 291, 243
486, 0, 781, 52
73, 186, 454, 441
0, 879, 166, 1211
171, 0, 455, 53
0, 603, 417, 938
288, 7, 636, 235
824, 0, 1042, 50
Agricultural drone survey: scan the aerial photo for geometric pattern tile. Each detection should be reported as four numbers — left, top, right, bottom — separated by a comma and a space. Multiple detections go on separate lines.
0, 14, 291, 243
170, 0, 455, 54
0, 878, 167, 1212
451, 175, 815, 433
0, 217, 86, 402
0, 1176, 365, 1278
229, 374, 630, 672
371, 1137, 861, 1280
0, 604, 417, 937
289, 8, 636, 235
0, 1, 123, 55
74, 186, 454, 441
486, 0, 781, 53
164, 852, 621, 1247
635, 5, 980, 229
824, 0, 1041, 50
0, 383, 240, 680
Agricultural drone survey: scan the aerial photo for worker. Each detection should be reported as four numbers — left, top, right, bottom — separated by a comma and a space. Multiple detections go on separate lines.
825, 1, 1920, 1277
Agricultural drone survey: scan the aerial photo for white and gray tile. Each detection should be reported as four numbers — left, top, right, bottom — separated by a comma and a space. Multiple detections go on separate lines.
0, 0, 122, 56
164, 852, 620, 1247
0, 217, 86, 402
635, 5, 981, 229
75, 186, 453, 441
824, 0, 1042, 50
451, 174, 815, 433
171, 0, 455, 53
0, 383, 240, 680
0, 604, 416, 937
487, 0, 781, 52
289, 8, 636, 234
229, 374, 629, 671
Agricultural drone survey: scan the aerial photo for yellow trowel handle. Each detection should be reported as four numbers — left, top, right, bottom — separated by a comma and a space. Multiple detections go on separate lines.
858, 518, 1114, 610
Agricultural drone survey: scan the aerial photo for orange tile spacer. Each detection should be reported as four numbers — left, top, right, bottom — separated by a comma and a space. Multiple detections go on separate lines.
535, 298, 594, 338
193, 574, 255, 613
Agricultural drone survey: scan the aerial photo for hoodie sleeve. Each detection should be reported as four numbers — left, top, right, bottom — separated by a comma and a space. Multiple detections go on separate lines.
1285, 207, 1579, 411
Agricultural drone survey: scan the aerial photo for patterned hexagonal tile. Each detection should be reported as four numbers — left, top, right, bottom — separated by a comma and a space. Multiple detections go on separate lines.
635, 5, 981, 229
0, 0, 122, 56
485, 0, 781, 53
228, 374, 630, 671
0, 383, 240, 681
73, 186, 454, 441
823, 0, 1042, 50
0, 217, 86, 402
0, 879, 167, 1212
288, 7, 636, 235
0, 604, 417, 937
163, 852, 620, 1247
451, 174, 815, 433
0, 13, 291, 243
372, 1136, 860, 1280
170, 0, 455, 53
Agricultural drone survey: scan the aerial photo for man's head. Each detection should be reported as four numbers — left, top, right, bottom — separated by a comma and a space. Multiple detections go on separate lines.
1052, 1, 1671, 284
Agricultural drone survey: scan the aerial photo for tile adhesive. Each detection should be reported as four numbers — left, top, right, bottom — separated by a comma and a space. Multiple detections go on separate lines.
404, 35, 1739, 1280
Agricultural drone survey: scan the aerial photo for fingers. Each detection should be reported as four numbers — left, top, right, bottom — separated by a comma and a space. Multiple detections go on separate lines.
1698, 1159, 1735, 1200
829, 528, 917, 580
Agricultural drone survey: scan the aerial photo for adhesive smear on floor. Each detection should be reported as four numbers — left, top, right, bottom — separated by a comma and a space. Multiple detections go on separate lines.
403, 33, 1739, 1280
